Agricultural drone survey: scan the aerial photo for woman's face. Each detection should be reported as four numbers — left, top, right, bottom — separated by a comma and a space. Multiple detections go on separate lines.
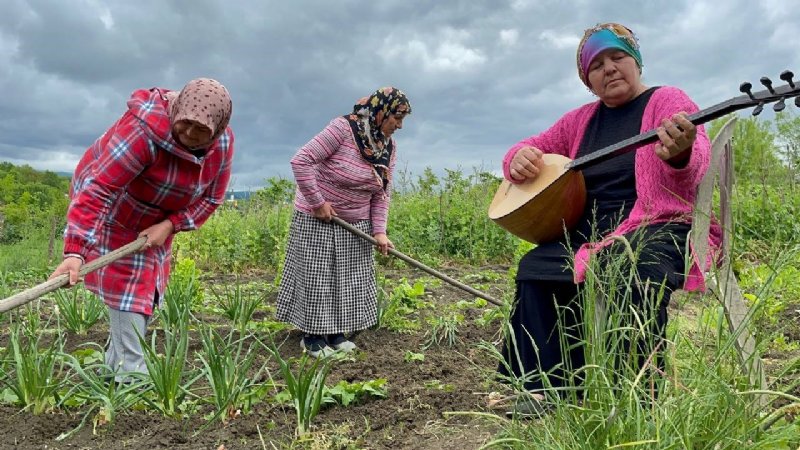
173, 120, 213, 149
380, 105, 408, 138
587, 49, 645, 107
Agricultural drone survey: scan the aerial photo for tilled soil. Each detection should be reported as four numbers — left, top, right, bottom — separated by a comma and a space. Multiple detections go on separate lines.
0, 265, 509, 449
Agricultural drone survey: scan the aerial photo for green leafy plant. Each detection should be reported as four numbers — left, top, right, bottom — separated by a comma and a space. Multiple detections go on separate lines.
249, 319, 291, 335
475, 306, 505, 328
377, 277, 429, 332
423, 379, 454, 392
404, 351, 425, 363
53, 287, 105, 335
325, 379, 388, 407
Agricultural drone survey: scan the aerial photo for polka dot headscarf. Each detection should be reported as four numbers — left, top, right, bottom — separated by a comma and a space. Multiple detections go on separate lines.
169, 78, 233, 143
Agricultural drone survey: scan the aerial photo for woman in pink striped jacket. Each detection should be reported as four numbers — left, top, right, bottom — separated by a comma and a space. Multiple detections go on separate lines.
498, 23, 719, 417
277, 87, 411, 357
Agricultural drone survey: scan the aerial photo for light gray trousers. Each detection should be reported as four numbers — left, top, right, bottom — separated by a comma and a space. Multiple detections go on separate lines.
105, 307, 151, 382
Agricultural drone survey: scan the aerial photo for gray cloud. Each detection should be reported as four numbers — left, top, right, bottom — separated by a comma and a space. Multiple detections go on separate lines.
1, 0, 799, 188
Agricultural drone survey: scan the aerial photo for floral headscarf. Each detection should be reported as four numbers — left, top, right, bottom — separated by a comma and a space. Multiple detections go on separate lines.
343, 87, 411, 190
168, 78, 233, 145
576, 23, 643, 87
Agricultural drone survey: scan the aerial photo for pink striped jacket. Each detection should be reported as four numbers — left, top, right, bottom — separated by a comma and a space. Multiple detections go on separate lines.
290, 117, 394, 234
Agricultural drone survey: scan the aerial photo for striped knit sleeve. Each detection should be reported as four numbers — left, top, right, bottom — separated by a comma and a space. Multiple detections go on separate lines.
370, 141, 396, 235
289, 118, 347, 209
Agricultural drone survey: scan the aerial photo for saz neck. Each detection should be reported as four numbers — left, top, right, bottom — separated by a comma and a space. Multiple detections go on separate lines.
566, 95, 737, 171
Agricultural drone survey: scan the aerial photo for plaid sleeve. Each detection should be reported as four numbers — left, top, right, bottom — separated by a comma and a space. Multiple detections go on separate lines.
167, 130, 234, 232
63, 115, 152, 257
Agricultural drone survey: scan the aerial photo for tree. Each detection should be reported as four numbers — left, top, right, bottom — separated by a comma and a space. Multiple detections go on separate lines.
775, 111, 800, 184
708, 115, 786, 185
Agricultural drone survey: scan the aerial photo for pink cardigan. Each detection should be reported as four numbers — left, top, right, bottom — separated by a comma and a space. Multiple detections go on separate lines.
502, 86, 720, 291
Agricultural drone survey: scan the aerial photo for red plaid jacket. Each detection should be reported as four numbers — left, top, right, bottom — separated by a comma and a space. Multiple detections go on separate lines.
64, 88, 234, 315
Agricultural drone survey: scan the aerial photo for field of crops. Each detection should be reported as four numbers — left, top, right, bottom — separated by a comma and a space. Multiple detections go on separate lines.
2, 116, 800, 449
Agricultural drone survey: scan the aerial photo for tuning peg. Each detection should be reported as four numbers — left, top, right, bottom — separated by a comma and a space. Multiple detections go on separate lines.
761, 76, 776, 94
780, 70, 796, 88
740, 82, 756, 100
753, 103, 764, 116
774, 98, 786, 112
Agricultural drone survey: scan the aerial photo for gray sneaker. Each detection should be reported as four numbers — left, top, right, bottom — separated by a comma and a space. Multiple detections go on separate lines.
326, 333, 357, 353
300, 335, 335, 358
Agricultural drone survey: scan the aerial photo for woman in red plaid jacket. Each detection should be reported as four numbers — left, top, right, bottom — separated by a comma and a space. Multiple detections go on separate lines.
48, 78, 234, 382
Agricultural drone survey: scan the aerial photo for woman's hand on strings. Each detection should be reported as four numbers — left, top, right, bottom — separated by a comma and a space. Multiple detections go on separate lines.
655, 112, 697, 162
510, 146, 545, 181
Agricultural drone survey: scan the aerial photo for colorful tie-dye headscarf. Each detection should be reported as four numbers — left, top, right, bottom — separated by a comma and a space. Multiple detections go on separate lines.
343, 87, 412, 190
576, 23, 643, 87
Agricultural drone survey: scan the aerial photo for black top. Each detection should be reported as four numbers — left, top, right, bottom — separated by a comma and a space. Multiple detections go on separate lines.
516, 87, 659, 281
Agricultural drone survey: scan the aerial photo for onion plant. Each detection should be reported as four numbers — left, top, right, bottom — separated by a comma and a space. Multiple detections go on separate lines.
266, 344, 331, 436
139, 324, 200, 417
424, 312, 463, 348
0, 308, 65, 414
195, 327, 272, 423
154, 257, 202, 332
56, 345, 149, 440
212, 281, 264, 333
157, 273, 196, 332
53, 287, 105, 335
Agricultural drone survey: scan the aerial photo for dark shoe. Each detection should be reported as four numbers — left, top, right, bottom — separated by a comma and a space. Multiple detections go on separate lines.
506, 395, 551, 419
326, 333, 357, 352
301, 334, 335, 358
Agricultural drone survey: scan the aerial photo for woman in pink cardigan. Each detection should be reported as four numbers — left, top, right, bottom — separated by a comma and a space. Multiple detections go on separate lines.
498, 23, 717, 416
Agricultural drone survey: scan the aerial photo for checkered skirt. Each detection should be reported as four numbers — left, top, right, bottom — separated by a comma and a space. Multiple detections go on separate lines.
276, 210, 377, 334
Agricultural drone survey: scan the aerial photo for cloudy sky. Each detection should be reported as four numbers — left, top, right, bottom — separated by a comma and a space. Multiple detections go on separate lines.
1, 0, 798, 190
